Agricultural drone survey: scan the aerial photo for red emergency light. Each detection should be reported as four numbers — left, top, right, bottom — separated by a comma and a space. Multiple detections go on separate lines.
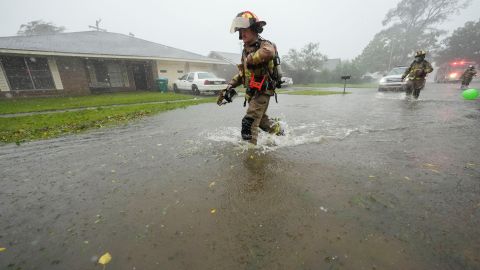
450, 60, 471, 66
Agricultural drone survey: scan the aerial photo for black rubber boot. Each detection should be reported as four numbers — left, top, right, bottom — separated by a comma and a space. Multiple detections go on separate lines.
241, 117, 254, 141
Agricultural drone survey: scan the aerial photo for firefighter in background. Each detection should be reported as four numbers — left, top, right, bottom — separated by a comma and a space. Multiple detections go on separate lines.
217, 11, 284, 145
460, 65, 477, 89
402, 50, 434, 99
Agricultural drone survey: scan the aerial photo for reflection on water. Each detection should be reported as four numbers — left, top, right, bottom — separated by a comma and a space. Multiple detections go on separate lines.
1, 84, 479, 269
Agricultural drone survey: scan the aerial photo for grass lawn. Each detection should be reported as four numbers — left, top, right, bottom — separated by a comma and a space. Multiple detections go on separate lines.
0, 88, 350, 144
0, 97, 215, 144
281, 90, 350, 95
293, 83, 377, 88
0, 91, 198, 114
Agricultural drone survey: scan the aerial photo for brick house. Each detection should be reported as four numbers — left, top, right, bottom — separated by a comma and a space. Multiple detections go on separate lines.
0, 31, 227, 98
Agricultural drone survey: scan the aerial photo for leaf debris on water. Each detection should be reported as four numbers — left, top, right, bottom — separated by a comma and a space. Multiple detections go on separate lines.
210, 208, 217, 214
98, 252, 112, 265
423, 163, 437, 168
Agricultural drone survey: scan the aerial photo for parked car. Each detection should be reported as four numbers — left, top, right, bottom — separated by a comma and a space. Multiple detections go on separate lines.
378, 66, 408, 91
173, 72, 227, 95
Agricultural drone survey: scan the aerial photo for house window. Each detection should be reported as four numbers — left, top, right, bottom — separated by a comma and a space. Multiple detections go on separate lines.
86, 60, 128, 88
0, 56, 54, 90
160, 70, 167, 73
107, 63, 125, 87
177, 70, 183, 73
93, 62, 109, 83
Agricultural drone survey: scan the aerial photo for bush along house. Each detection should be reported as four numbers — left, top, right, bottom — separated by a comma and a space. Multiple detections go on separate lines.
0, 31, 227, 98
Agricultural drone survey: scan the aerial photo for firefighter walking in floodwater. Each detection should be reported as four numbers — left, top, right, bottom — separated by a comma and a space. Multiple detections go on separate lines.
460, 65, 477, 89
217, 11, 284, 145
402, 50, 433, 99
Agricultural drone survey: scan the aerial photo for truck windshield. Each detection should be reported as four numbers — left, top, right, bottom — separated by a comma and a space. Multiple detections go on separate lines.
388, 67, 407, 76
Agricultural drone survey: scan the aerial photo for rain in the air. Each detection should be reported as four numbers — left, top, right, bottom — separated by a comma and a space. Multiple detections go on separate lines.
0, 0, 479, 269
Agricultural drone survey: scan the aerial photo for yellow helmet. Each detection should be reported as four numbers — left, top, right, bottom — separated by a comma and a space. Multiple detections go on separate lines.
415, 50, 427, 57
230, 11, 266, 33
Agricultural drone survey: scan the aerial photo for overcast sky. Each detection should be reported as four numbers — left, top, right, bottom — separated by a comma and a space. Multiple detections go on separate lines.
1, 0, 479, 60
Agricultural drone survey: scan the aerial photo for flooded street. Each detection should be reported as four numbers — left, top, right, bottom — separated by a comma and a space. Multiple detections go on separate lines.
1, 83, 479, 269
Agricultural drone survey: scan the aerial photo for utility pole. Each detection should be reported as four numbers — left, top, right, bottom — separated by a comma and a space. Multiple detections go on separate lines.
88, 19, 107, 32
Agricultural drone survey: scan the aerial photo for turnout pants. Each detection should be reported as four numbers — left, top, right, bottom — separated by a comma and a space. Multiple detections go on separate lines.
242, 94, 275, 145
461, 77, 472, 87
405, 79, 426, 99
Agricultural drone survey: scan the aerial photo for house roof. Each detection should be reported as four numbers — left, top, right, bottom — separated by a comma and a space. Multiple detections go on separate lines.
0, 31, 227, 64
323, 58, 341, 71
209, 51, 242, 65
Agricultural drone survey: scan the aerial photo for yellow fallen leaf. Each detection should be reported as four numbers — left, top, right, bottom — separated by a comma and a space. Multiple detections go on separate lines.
209, 181, 216, 188
368, 175, 376, 178
423, 163, 436, 168
404, 176, 410, 180
210, 209, 217, 214
0, 247, 6, 252
250, 155, 254, 159
98, 252, 112, 265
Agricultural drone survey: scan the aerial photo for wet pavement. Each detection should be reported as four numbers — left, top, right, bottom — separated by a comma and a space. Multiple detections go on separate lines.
1, 83, 479, 270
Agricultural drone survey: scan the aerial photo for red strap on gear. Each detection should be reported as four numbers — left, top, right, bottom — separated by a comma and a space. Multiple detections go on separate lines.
249, 73, 266, 91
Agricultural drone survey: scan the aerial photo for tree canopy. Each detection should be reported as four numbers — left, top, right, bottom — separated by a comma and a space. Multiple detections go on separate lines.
356, 0, 470, 72
435, 19, 480, 64
283, 43, 328, 72
282, 43, 328, 83
17, 20, 66, 36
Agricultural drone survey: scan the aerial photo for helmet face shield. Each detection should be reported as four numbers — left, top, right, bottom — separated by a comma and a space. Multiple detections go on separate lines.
230, 17, 252, 33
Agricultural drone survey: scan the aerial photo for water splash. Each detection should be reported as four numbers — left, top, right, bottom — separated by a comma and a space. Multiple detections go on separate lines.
375, 92, 406, 100
203, 120, 364, 152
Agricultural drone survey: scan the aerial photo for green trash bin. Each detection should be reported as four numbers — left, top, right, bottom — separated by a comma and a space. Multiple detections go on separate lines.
155, 78, 168, 92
